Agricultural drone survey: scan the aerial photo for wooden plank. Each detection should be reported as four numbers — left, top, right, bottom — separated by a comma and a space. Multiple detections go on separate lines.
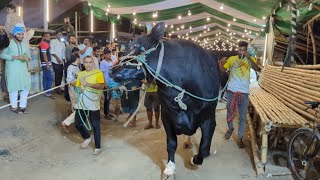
247, 113, 265, 176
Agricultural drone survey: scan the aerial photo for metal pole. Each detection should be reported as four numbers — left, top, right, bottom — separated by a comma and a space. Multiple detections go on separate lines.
44, 0, 48, 31
263, 34, 268, 66
282, 0, 297, 70
75, 11, 78, 44
290, 0, 297, 66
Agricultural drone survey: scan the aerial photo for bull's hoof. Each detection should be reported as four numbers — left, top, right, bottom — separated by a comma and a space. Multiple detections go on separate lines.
191, 155, 203, 166
162, 174, 176, 180
163, 161, 176, 180
183, 141, 193, 149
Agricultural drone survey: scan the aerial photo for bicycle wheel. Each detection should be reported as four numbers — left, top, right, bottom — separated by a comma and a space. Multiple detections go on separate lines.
287, 128, 320, 180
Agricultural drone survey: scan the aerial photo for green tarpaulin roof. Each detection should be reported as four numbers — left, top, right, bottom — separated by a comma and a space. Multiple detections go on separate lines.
83, 0, 320, 42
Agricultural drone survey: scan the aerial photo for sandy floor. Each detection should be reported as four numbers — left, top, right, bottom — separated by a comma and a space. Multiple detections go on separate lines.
0, 95, 292, 180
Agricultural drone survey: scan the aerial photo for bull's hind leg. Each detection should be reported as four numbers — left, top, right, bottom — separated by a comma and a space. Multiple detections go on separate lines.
191, 113, 216, 166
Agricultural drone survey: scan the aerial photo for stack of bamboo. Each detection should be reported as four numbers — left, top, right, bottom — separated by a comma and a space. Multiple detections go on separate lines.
249, 87, 308, 127
259, 65, 320, 123
294, 64, 320, 70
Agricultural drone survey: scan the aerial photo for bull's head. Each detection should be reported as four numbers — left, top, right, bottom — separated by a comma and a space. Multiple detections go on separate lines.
111, 22, 166, 83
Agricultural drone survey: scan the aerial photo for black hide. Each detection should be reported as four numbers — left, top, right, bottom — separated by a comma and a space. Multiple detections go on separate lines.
0, 29, 9, 50
111, 22, 220, 166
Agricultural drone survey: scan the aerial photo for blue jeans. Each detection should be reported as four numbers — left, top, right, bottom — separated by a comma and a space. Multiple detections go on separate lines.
42, 66, 53, 95
75, 109, 101, 148
226, 91, 249, 139
103, 90, 111, 115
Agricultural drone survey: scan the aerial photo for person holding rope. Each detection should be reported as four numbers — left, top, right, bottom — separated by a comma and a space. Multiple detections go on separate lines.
61, 54, 81, 132
222, 41, 260, 148
74, 56, 104, 155
0, 24, 31, 114
100, 48, 113, 120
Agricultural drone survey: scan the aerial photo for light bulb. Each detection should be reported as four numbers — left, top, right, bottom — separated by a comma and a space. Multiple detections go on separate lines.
188, 10, 191, 16
220, 3, 224, 10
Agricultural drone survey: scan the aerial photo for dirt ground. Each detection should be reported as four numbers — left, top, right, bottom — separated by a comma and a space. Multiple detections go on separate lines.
0, 94, 292, 180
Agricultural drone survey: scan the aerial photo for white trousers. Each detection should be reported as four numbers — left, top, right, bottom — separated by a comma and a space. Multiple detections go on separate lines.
63, 111, 75, 126
9, 89, 29, 108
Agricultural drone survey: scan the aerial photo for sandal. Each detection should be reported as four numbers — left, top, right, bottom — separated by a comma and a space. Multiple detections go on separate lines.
45, 94, 56, 99
10, 107, 22, 114
144, 124, 154, 129
128, 122, 136, 127
61, 122, 70, 133
225, 128, 234, 140
20, 108, 29, 114
155, 124, 161, 129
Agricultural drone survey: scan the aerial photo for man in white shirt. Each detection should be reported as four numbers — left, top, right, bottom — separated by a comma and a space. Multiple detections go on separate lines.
111, 49, 117, 64
79, 37, 92, 70
92, 46, 100, 69
50, 31, 66, 94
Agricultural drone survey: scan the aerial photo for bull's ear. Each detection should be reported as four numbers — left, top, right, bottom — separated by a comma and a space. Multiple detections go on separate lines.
151, 22, 165, 41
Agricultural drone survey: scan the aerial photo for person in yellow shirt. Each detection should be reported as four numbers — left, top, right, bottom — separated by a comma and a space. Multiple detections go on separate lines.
74, 56, 104, 155
221, 41, 260, 148
143, 80, 161, 129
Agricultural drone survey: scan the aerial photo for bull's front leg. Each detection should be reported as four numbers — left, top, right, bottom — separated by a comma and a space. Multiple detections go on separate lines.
192, 115, 216, 166
161, 112, 177, 179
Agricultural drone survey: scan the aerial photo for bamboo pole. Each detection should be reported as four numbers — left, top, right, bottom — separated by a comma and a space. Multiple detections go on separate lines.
307, 24, 317, 65
267, 66, 320, 78
294, 64, 320, 69
249, 87, 306, 126
262, 76, 320, 102
266, 71, 320, 89
266, 69, 320, 85
262, 80, 318, 119
265, 73, 320, 92
261, 129, 268, 164
304, 14, 320, 28
247, 113, 265, 176
261, 84, 318, 122
275, 40, 320, 56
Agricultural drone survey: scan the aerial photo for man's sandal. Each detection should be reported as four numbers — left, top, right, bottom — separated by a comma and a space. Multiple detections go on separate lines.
10, 107, 22, 114
20, 108, 29, 114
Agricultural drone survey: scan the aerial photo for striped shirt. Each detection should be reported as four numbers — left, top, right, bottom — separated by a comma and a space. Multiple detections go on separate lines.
39, 40, 52, 66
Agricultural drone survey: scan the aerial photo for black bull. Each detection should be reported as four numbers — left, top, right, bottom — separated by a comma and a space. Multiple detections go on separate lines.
111, 22, 220, 166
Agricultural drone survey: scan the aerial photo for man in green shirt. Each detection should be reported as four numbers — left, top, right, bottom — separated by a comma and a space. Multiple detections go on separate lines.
0, 24, 31, 114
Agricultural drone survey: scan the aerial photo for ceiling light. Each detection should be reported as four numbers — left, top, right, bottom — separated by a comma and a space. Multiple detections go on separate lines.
188, 10, 192, 16
220, 3, 224, 10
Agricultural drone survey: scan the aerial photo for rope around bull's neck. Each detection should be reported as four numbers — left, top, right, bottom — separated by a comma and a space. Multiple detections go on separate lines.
131, 42, 230, 110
